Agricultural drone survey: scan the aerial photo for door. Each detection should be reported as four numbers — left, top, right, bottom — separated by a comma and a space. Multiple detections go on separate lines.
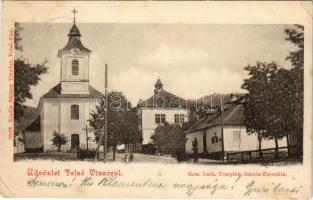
203, 131, 207, 153
71, 134, 80, 149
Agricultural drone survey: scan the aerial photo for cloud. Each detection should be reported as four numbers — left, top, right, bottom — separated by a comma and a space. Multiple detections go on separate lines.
110, 67, 159, 106
109, 66, 245, 106
137, 44, 209, 71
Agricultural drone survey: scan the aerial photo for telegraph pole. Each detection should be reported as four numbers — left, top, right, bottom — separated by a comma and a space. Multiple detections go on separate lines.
103, 64, 108, 163
82, 124, 89, 150
94, 64, 108, 162
220, 99, 225, 163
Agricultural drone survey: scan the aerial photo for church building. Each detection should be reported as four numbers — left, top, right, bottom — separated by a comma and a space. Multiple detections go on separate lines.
23, 15, 101, 152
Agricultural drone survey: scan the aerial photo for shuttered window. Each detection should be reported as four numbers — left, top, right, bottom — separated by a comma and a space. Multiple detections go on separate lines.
72, 59, 79, 75
233, 130, 240, 142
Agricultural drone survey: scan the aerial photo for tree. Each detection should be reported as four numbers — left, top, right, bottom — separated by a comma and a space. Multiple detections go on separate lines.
14, 23, 23, 51
284, 24, 304, 155
89, 91, 142, 161
51, 131, 69, 152
14, 59, 48, 119
151, 123, 186, 160
285, 25, 304, 69
241, 25, 304, 159
14, 23, 48, 120
242, 62, 279, 158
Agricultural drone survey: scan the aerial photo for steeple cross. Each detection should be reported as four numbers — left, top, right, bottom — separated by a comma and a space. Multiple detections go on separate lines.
72, 8, 78, 24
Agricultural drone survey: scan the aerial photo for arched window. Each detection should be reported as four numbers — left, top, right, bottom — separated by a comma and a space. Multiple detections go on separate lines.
71, 104, 79, 120
72, 59, 79, 75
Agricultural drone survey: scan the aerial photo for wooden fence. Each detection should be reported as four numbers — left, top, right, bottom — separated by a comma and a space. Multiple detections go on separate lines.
226, 146, 295, 163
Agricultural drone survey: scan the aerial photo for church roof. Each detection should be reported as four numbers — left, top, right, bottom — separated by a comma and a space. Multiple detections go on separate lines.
14, 106, 39, 133
40, 83, 102, 99
58, 23, 91, 56
185, 103, 245, 134
24, 116, 41, 132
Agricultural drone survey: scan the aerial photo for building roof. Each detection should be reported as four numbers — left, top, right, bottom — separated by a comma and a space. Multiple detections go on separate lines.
24, 116, 41, 132
14, 106, 39, 133
58, 23, 91, 56
185, 103, 245, 134
41, 83, 102, 99
138, 79, 187, 109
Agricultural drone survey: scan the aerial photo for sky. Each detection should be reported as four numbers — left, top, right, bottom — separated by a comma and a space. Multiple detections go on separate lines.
17, 23, 296, 107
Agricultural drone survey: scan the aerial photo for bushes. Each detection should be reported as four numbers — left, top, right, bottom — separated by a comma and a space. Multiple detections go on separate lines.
152, 123, 186, 158
77, 149, 96, 160
175, 148, 188, 162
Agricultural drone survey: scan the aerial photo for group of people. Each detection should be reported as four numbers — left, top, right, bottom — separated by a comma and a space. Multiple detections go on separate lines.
124, 152, 134, 163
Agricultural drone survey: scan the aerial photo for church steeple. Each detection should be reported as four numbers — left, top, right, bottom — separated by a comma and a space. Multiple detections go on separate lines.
57, 9, 91, 57
59, 9, 91, 95
72, 8, 77, 24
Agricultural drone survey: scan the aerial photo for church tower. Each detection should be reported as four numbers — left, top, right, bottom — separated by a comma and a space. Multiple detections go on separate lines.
33, 10, 101, 152
58, 10, 91, 94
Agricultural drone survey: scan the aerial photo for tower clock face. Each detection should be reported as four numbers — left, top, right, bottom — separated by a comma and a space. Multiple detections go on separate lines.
71, 48, 80, 55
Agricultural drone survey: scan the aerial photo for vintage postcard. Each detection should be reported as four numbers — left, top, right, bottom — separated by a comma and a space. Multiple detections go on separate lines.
0, 1, 312, 198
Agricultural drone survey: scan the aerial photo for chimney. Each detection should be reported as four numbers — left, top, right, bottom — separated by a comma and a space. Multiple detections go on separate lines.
230, 93, 238, 102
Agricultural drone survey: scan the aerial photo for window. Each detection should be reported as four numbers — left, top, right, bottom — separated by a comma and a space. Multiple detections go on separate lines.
179, 114, 185, 123
211, 133, 218, 144
72, 59, 79, 75
155, 114, 166, 124
174, 114, 185, 123
161, 114, 166, 123
233, 130, 240, 142
174, 114, 179, 123
155, 114, 160, 124
71, 104, 79, 120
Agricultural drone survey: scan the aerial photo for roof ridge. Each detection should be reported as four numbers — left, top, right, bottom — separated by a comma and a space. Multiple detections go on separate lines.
185, 103, 245, 134
138, 89, 187, 109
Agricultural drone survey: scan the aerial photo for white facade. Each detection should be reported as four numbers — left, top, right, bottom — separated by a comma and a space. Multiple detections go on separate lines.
38, 23, 99, 152
138, 79, 189, 145
40, 98, 97, 151
60, 50, 90, 94
186, 124, 287, 154
140, 108, 188, 144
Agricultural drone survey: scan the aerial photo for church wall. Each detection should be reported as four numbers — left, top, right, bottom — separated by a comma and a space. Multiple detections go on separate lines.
42, 98, 97, 151
43, 100, 60, 151
60, 52, 89, 94
61, 53, 89, 81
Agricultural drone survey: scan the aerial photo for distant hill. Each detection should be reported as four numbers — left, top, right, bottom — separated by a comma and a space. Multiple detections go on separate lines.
187, 93, 244, 109
14, 106, 39, 133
